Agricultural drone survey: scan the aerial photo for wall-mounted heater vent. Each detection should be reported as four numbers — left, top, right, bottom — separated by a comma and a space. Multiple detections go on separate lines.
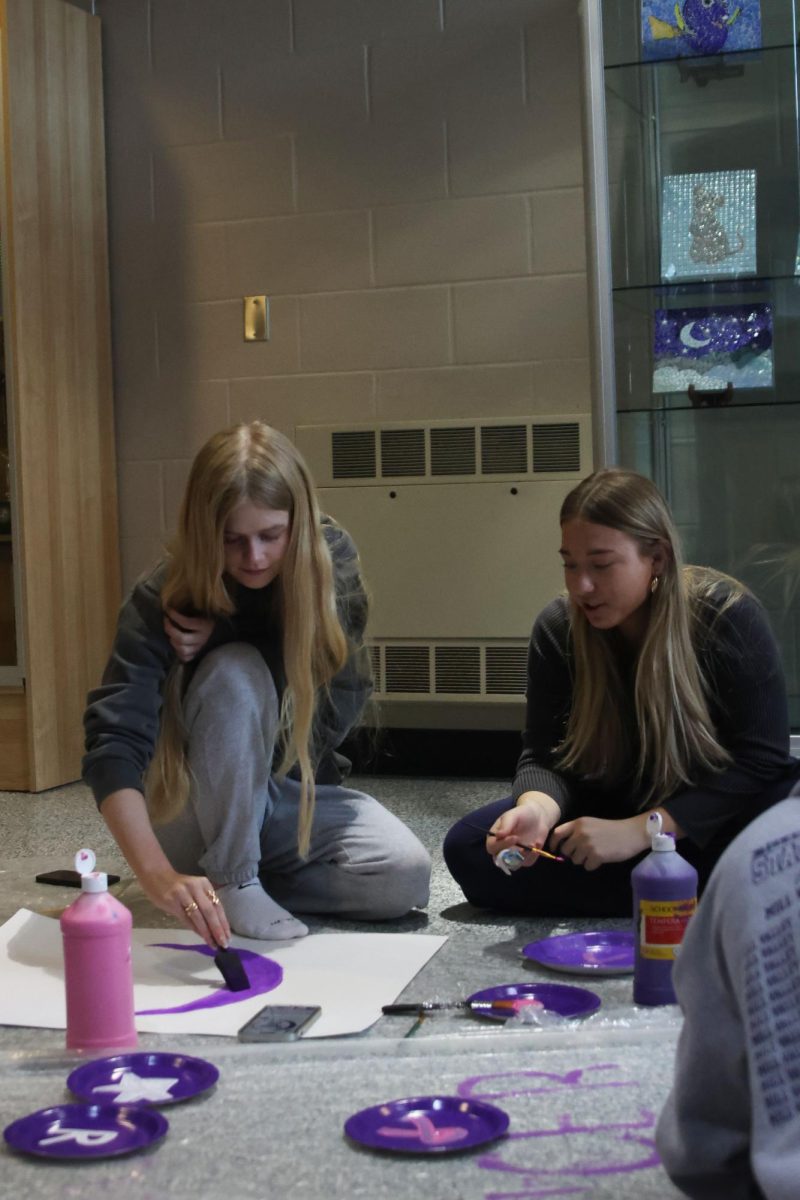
430, 426, 476, 476
296, 415, 591, 722
372, 642, 527, 699
368, 644, 382, 693
532, 422, 581, 473
434, 646, 481, 695
332, 430, 376, 479
486, 647, 528, 695
381, 428, 425, 477
481, 425, 528, 475
384, 646, 430, 694
310, 417, 587, 485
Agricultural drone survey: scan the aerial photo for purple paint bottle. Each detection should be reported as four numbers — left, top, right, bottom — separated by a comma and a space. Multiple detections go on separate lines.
60, 848, 137, 1051
632, 813, 697, 1006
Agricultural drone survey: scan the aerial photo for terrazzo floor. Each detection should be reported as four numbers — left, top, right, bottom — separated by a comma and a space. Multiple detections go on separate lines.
0, 776, 685, 1198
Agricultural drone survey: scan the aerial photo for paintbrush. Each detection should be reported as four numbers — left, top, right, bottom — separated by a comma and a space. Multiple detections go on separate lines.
462, 820, 566, 863
214, 943, 250, 992
383, 998, 543, 1015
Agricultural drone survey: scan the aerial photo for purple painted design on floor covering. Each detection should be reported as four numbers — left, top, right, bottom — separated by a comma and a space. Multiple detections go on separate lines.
136, 943, 282, 1015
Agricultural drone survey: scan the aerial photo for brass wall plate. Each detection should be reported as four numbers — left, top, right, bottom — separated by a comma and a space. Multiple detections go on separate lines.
243, 295, 269, 341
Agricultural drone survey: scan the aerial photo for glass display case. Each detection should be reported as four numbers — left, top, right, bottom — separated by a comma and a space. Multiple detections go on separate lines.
581, 0, 800, 729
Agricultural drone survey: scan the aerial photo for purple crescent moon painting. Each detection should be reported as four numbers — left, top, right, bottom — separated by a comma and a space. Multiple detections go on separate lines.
135, 943, 283, 1016
652, 302, 773, 393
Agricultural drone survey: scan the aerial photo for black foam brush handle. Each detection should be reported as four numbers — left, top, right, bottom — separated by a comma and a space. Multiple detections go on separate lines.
214, 946, 250, 992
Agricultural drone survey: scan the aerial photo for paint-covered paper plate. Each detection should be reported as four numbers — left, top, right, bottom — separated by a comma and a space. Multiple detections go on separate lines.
4, 1103, 168, 1160
522, 930, 635, 976
67, 1052, 219, 1106
344, 1094, 509, 1154
466, 981, 601, 1021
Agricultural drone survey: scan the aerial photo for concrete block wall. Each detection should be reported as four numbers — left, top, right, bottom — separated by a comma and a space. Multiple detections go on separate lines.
98, 0, 591, 591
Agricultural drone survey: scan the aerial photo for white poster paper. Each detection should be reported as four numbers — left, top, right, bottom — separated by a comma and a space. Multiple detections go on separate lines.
0, 909, 446, 1038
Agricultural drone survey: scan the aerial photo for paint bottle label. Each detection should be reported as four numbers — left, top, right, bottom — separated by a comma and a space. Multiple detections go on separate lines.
637, 897, 697, 960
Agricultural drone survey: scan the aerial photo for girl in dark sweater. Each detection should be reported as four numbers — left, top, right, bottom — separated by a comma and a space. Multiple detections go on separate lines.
444, 468, 800, 916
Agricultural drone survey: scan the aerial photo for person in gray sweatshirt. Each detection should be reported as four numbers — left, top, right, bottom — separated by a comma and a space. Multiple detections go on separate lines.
657, 787, 800, 1199
83, 421, 430, 948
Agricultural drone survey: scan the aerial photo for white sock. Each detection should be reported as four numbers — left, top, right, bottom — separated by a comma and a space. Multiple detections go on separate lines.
218, 880, 308, 941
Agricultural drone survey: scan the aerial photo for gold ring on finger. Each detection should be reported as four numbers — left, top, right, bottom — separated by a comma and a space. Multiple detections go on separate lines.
206, 889, 220, 905
183, 901, 199, 916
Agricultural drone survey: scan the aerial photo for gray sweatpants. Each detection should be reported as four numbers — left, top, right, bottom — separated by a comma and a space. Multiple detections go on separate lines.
154, 643, 431, 920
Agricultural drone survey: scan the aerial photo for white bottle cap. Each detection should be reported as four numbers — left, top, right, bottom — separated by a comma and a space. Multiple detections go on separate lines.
74, 848, 108, 893
80, 873, 109, 893
647, 811, 675, 852
74, 848, 96, 875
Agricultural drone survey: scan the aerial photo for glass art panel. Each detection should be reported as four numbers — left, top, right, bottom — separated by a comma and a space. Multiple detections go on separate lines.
641, 1, 762, 62
652, 301, 773, 393
661, 169, 757, 281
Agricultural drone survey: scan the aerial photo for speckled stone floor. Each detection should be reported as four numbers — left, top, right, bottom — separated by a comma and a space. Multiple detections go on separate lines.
0, 776, 684, 1198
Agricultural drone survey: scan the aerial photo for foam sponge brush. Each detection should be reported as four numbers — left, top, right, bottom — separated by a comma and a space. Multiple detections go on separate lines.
214, 945, 250, 992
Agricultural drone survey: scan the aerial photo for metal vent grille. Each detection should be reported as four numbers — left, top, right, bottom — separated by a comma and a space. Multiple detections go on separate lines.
532, 422, 581, 473
381, 428, 425, 477
481, 425, 528, 475
332, 430, 377, 479
434, 646, 481, 694
368, 645, 382, 693
430, 426, 477, 476
485, 646, 528, 695
384, 646, 431, 693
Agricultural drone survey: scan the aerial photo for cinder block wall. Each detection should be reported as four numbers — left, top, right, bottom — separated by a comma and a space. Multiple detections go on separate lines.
99, 0, 590, 591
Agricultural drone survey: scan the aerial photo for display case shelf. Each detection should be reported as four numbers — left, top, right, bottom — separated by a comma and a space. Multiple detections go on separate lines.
581, 0, 800, 729
606, 45, 800, 293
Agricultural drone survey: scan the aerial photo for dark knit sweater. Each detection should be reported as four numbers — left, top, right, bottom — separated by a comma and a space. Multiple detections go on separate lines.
83, 517, 371, 807
513, 588, 800, 849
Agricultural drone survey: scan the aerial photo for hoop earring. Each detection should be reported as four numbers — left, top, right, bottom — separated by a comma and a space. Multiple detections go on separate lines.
650, 576, 659, 595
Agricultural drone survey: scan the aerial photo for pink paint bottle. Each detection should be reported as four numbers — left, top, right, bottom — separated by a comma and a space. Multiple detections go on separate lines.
632, 813, 698, 1006
60, 848, 137, 1051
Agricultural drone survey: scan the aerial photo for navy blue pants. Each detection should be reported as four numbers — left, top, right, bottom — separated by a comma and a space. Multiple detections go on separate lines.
442, 789, 797, 918
443, 796, 644, 917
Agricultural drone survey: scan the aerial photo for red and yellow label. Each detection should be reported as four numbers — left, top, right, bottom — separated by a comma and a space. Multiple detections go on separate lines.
638, 898, 696, 960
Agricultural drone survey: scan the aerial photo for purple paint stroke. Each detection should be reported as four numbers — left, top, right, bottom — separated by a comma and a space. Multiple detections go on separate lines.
452, 1066, 664, 1191
136, 943, 282, 1015
484, 1188, 589, 1198
506, 1107, 657, 1142
477, 1132, 661, 1178
457, 1065, 633, 1102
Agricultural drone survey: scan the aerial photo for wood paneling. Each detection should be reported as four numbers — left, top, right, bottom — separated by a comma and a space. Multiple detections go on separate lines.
0, 0, 119, 790
0, 687, 27, 789
0, 540, 15, 664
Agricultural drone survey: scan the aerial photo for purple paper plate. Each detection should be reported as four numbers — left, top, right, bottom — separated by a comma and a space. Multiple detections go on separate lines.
345, 1094, 509, 1154
67, 1052, 219, 1107
522, 930, 635, 976
466, 981, 601, 1021
4, 1103, 168, 1160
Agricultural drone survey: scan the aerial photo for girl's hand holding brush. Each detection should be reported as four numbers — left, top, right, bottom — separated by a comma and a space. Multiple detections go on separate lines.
470, 793, 566, 869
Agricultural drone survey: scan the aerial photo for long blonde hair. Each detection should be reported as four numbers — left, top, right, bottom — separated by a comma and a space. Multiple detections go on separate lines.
147, 422, 350, 855
556, 468, 741, 806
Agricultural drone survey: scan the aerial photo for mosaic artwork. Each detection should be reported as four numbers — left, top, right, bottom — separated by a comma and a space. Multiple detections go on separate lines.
652, 300, 773, 393
661, 170, 757, 281
642, 1, 762, 61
